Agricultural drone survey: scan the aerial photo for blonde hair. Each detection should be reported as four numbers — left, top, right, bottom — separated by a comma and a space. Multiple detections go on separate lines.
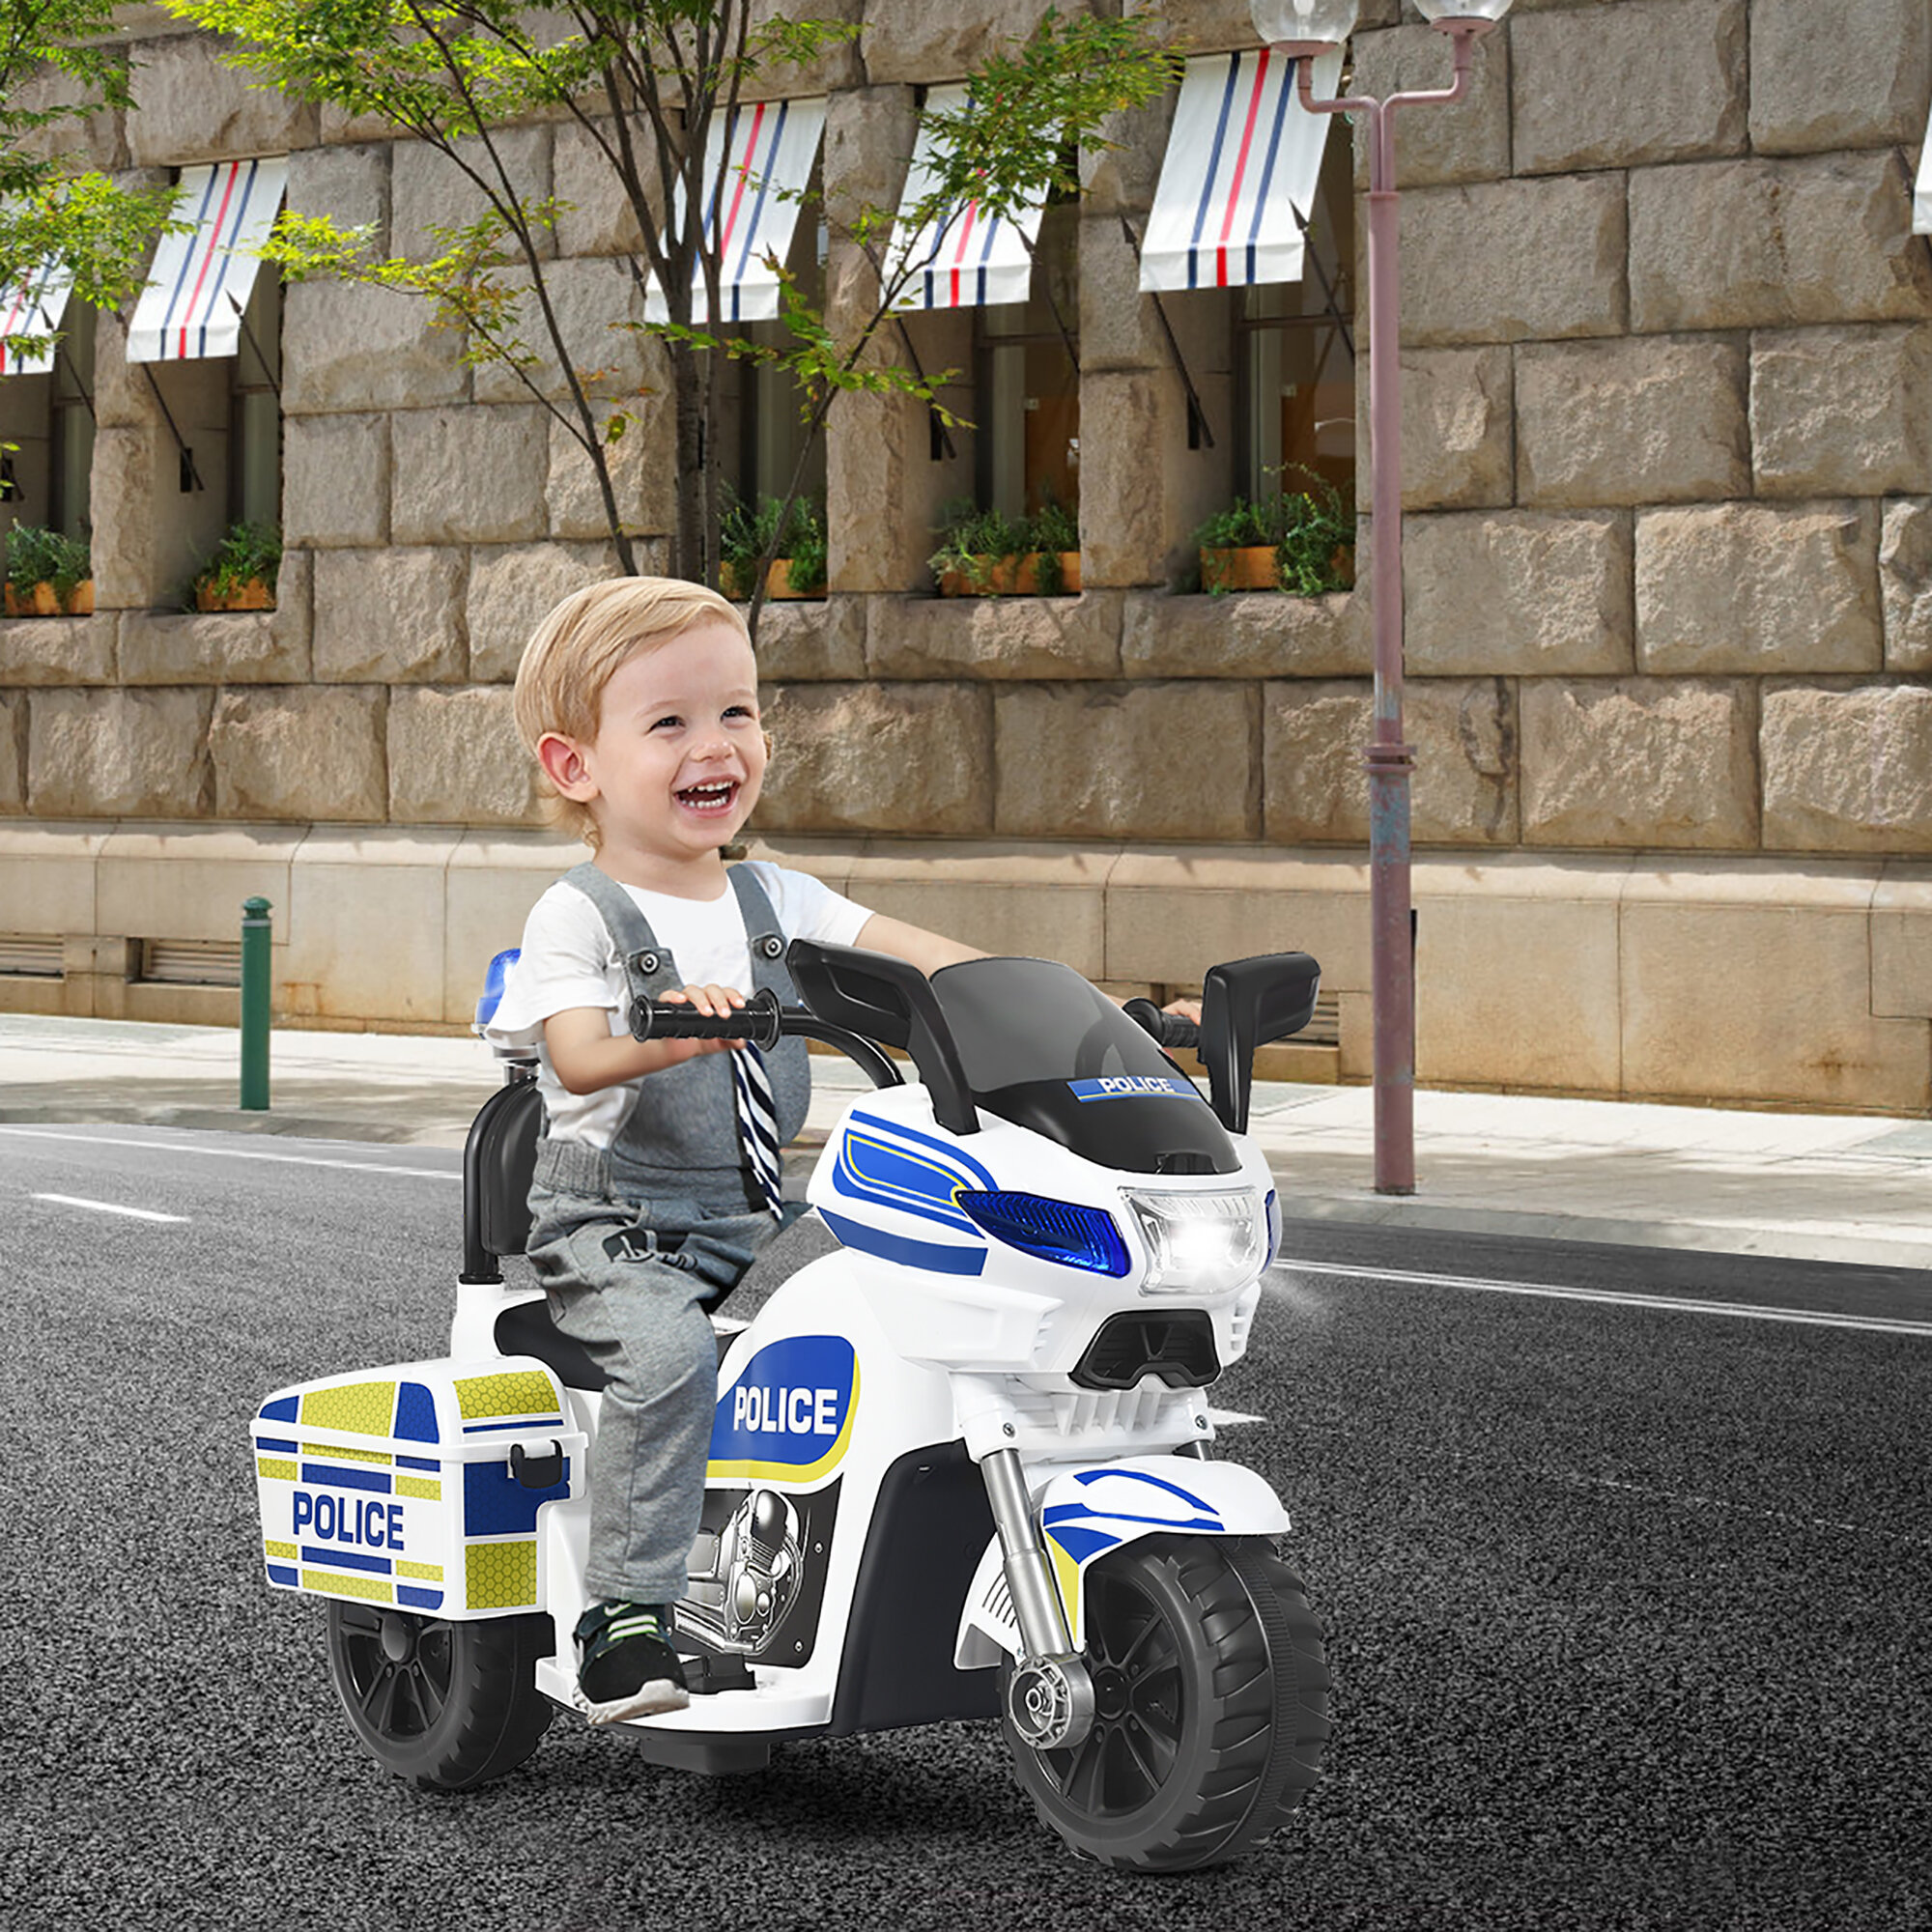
513, 576, 752, 846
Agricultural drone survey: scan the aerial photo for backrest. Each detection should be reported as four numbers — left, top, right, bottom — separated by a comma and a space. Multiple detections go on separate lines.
461, 1074, 543, 1283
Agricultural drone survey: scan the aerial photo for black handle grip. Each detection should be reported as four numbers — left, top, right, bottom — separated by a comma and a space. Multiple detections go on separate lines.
628, 984, 782, 1048
1123, 998, 1199, 1053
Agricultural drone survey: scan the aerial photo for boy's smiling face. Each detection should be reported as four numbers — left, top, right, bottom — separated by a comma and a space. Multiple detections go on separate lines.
539, 617, 767, 884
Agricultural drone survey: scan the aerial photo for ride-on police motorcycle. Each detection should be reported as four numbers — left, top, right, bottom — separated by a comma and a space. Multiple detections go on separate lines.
250, 939, 1332, 1872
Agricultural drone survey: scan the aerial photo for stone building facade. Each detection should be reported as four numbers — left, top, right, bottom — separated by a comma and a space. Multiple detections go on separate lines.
3, 0, 1931, 1114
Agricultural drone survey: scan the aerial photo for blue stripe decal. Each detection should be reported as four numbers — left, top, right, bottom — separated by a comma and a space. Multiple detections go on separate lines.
300, 1545, 390, 1575
299, 1462, 391, 1493
261, 1395, 298, 1424
1067, 1076, 1197, 1102
396, 1453, 440, 1472
266, 1563, 298, 1586
1071, 1465, 1213, 1511
397, 1585, 444, 1611
462, 1418, 556, 1435
820, 1208, 986, 1275
848, 1112, 998, 1191
393, 1381, 439, 1443
256, 1435, 298, 1454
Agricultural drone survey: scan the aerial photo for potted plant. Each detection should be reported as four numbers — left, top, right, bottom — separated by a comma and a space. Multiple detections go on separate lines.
3, 524, 92, 616
191, 521, 281, 611
1194, 470, 1354, 596
929, 496, 1082, 597
718, 491, 827, 602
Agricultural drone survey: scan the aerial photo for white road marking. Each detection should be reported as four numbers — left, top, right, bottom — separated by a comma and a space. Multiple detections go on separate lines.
32, 1192, 187, 1224
1273, 1256, 1932, 1338
0, 1125, 457, 1180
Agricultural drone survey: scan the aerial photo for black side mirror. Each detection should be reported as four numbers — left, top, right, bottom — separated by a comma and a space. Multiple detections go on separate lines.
1197, 952, 1321, 1134
785, 939, 979, 1136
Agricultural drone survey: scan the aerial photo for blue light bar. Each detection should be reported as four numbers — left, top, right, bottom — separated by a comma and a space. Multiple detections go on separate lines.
954, 1190, 1131, 1276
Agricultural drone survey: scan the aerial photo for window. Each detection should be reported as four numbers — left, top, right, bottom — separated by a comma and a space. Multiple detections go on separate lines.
1234, 130, 1354, 504
973, 200, 1080, 525
228, 268, 281, 529
728, 202, 827, 509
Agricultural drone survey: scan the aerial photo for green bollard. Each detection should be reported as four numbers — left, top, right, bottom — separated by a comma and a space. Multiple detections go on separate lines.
241, 895, 272, 1111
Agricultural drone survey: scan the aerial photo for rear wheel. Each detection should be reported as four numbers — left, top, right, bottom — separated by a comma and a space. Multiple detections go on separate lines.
1000, 1535, 1330, 1871
326, 1602, 554, 1791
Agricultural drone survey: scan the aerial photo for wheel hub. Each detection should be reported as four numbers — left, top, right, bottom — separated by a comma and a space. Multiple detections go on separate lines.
379, 1613, 416, 1664
1006, 1655, 1096, 1750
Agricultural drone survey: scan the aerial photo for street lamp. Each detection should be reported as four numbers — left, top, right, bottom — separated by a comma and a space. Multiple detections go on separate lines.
1249, 0, 1511, 1195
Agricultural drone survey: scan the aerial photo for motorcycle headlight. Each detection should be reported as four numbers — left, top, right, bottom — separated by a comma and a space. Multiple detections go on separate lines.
1124, 1189, 1266, 1295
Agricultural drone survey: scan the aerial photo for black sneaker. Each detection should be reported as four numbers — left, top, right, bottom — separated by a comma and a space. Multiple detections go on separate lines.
572, 1600, 690, 1724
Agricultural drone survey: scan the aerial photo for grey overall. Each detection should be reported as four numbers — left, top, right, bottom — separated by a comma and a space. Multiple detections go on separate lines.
525, 863, 811, 1605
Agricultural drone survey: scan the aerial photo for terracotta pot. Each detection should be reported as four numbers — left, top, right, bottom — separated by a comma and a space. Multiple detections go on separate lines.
1200, 545, 1280, 593
3, 580, 88, 616
764, 559, 824, 601
938, 551, 1082, 597
195, 578, 275, 611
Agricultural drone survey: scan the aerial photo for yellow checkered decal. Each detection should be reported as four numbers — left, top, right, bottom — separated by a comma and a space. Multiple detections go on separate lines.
393, 1475, 441, 1501
453, 1371, 558, 1422
264, 1540, 297, 1560
298, 1380, 398, 1435
256, 1458, 297, 1482
466, 1540, 537, 1609
394, 1560, 444, 1582
302, 1568, 394, 1604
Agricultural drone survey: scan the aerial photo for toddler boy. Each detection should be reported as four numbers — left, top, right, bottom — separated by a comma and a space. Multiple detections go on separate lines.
488, 577, 979, 1723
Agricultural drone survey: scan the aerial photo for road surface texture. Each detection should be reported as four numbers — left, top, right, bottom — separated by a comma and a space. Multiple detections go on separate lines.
2, 1123, 1926, 1932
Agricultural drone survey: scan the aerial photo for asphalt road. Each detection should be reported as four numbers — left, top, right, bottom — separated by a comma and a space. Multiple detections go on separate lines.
2, 1123, 1928, 1932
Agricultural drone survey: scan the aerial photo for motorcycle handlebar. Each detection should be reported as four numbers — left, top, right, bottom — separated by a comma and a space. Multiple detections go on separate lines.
629, 985, 903, 1091
1122, 997, 1200, 1054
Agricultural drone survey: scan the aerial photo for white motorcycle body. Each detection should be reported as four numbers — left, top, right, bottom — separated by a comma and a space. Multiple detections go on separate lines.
251, 945, 1331, 1866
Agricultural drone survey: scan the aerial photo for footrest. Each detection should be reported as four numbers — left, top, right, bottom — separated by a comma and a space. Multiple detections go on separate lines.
674, 1641, 756, 1696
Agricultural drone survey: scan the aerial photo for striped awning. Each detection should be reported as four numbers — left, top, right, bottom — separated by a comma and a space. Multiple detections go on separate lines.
0, 256, 74, 377
1139, 48, 1343, 293
644, 97, 827, 326
128, 156, 288, 363
1917, 105, 1931, 234
888, 84, 1047, 312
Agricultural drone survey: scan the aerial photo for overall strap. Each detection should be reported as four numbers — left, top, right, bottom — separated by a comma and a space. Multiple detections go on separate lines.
725, 864, 811, 1143
560, 862, 684, 1004
556, 862, 683, 1154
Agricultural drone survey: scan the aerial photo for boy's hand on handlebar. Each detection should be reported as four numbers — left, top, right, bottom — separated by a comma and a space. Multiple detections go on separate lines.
543, 990, 745, 1096
657, 983, 751, 1054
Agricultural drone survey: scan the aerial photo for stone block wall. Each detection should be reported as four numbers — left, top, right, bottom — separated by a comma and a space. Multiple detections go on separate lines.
3, 0, 1932, 1112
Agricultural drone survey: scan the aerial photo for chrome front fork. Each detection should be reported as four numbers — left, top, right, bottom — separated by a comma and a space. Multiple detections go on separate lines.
980, 1447, 1094, 1750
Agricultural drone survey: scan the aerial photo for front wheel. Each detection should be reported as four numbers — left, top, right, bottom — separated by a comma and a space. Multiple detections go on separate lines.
1000, 1535, 1331, 1871
326, 1602, 554, 1791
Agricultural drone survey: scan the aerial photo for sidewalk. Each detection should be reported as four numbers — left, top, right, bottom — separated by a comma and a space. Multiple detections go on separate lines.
2, 1012, 1927, 1273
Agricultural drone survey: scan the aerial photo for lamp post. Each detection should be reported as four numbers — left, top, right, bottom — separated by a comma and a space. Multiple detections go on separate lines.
1249, 0, 1511, 1195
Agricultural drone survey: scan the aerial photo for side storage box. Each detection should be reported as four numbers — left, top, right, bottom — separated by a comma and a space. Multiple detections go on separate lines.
250, 1357, 584, 1620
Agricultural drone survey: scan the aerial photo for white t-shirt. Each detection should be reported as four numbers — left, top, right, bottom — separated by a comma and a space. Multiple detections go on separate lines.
487, 861, 873, 1147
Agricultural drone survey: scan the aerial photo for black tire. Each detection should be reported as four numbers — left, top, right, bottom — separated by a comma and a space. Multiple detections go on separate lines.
1001, 1535, 1331, 1871
326, 1601, 555, 1792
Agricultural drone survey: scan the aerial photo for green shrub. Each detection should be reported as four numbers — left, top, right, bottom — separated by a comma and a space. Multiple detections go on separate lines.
1190, 468, 1354, 596
192, 521, 282, 601
5, 523, 91, 599
927, 496, 1081, 593
719, 490, 827, 595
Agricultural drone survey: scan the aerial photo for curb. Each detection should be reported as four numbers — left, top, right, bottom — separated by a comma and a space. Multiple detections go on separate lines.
1273, 1189, 1932, 1274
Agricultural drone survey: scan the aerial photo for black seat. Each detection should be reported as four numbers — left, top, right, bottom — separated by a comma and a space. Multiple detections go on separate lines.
461, 1075, 613, 1393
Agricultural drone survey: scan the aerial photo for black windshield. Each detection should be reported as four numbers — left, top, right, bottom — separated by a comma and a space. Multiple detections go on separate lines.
929, 957, 1239, 1176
